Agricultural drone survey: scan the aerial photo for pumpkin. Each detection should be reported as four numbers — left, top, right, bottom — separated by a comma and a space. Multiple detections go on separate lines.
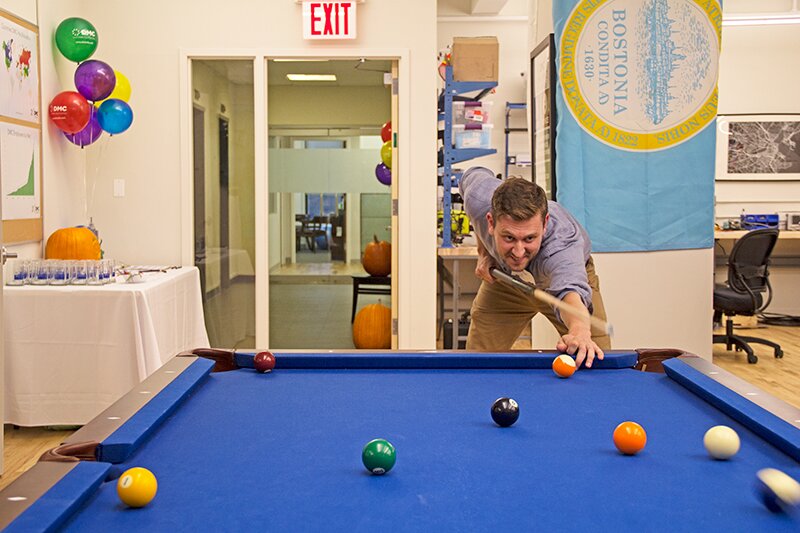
362, 235, 391, 277
353, 302, 391, 349
45, 227, 101, 260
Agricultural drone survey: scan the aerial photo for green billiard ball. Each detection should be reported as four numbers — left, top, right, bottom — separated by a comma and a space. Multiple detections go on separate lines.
361, 438, 396, 475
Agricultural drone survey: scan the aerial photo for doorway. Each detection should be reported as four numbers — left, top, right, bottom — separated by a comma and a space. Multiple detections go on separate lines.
191, 59, 256, 349
267, 59, 394, 349
186, 54, 400, 350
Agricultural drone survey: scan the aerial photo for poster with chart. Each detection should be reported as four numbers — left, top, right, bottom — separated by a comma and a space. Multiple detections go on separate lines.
0, 13, 39, 123
1, 123, 40, 220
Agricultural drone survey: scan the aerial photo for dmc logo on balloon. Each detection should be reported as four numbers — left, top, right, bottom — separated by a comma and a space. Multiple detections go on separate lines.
48, 17, 133, 148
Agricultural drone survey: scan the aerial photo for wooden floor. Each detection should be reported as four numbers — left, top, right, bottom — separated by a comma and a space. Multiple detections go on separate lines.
712, 322, 800, 408
2, 323, 799, 492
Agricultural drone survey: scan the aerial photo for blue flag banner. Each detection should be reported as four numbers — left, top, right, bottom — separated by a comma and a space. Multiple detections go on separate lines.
553, 0, 721, 252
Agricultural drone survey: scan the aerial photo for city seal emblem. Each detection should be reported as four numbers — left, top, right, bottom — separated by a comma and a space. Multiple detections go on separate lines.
559, 0, 721, 151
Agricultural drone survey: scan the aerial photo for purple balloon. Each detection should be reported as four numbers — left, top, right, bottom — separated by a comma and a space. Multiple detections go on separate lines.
64, 108, 102, 147
375, 163, 391, 186
74, 60, 116, 102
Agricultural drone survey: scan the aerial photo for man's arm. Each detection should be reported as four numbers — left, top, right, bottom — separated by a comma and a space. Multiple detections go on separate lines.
556, 291, 604, 368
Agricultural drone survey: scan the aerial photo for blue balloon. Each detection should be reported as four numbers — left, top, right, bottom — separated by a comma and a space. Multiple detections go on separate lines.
97, 98, 133, 134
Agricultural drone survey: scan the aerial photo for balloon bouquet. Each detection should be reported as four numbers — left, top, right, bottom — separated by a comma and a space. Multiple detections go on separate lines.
48, 17, 133, 147
374, 121, 392, 186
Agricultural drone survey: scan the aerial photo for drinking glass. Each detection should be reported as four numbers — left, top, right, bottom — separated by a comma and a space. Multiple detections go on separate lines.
30, 260, 48, 285
70, 260, 88, 285
6, 259, 27, 286
48, 260, 69, 285
87, 260, 103, 285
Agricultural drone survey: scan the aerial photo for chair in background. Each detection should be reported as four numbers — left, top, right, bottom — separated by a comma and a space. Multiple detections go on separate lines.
713, 228, 783, 364
297, 216, 329, 253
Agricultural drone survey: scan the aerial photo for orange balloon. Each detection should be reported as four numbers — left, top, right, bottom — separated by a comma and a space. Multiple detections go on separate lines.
613, 421, 647, 455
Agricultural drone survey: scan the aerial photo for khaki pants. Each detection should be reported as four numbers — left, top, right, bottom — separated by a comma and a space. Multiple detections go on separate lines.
466, 257, 611, 351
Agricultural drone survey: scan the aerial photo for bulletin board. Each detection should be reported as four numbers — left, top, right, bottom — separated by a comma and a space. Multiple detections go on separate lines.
0, 9, 42, 243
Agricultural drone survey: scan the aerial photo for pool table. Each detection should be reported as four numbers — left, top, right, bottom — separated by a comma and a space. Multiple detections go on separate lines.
1, 348, 799, 531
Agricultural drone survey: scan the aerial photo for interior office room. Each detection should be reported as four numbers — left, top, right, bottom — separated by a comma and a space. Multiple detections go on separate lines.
0, 0, 799, 528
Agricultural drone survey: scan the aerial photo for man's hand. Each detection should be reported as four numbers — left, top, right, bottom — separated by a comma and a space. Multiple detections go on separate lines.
474, 253, 497, 283
556, 330, 604, 369
474, 235, 496, 283
556, 292, 605, 369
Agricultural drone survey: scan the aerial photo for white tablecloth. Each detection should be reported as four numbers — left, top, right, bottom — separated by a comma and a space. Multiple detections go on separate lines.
3, 267, 210, 426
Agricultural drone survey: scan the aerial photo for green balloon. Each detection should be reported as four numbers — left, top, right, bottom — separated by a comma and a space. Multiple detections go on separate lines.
55, 18, 98, 63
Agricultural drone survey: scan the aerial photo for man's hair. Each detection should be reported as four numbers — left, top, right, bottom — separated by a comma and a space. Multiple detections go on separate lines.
491, 177, 548, 222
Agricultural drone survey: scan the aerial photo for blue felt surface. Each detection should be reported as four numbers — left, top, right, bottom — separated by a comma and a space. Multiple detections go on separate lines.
5, 462, 111, 533
59, 367, 799, 531
664, 358, 800, 462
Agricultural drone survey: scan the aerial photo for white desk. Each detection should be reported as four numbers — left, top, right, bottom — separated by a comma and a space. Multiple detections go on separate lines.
438, 246, 478, 349
3, 267, 210, 426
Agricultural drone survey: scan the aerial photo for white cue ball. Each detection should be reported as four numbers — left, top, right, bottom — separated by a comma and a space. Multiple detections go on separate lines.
703, 425, 740, 460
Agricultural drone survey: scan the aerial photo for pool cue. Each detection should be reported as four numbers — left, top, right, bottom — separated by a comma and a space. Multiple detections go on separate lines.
489, 267, 614, 337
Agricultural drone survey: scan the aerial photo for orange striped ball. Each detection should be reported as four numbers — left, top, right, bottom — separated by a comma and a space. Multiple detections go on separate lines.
552, 354, 576, 378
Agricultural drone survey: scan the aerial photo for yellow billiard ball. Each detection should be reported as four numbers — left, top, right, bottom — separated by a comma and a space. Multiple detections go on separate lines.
117, 467, 158, 508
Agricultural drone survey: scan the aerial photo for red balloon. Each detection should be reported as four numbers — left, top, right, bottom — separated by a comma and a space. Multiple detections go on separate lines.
380, 121, 392, 143
48, 91, 91, 134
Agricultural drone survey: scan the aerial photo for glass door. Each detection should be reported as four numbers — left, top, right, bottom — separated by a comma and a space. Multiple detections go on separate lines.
267, 59, 393, 349
191, 59, 255, 348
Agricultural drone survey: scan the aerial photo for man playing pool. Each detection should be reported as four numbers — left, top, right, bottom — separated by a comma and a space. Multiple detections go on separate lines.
459, 166, 610, 368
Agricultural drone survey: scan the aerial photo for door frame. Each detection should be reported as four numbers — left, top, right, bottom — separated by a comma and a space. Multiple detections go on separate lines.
180, 48, 409, 349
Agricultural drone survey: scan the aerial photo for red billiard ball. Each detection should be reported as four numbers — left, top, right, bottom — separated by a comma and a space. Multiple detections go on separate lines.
254, 351, 276, 373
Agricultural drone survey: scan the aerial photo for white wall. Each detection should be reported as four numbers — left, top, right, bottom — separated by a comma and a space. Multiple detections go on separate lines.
438, 0, 531, 180
714, 22, 800, 315
715, 23, 800, 221
34, 0, 437, 349
1, 0, 35, 23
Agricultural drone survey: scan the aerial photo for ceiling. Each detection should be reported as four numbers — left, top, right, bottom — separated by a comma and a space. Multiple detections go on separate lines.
197, 59, 391, 87
268, 59, 391, 87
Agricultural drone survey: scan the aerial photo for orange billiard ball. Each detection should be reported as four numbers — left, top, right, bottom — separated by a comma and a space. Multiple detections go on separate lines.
613, 421, 647, 455
552, 354, 576, 378
117, 467, 158, 508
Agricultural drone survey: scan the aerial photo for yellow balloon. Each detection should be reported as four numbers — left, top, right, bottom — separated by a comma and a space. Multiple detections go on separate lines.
95, 70, 131, 107
380, 140, 392, 169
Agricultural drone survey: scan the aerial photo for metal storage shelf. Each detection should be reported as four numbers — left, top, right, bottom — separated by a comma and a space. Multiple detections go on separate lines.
438, 65, 497, 248
504, 102, 527, 179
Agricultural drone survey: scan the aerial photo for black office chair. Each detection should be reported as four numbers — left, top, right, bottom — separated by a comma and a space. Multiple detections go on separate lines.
713, 228, 783, 364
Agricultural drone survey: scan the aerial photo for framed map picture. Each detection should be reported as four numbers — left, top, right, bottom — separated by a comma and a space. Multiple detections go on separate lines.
716, 114, 800, 181
0, 9, 42, 242
0, 11, 39, 123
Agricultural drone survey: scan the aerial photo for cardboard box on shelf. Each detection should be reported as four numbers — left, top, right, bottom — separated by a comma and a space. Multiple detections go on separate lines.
451, 37, 499, 82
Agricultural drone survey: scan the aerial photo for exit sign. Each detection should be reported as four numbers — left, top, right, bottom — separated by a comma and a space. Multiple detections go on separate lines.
302, 2, 357, 40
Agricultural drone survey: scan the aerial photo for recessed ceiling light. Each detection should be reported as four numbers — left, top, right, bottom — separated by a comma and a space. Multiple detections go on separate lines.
286, 74, 337, 82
